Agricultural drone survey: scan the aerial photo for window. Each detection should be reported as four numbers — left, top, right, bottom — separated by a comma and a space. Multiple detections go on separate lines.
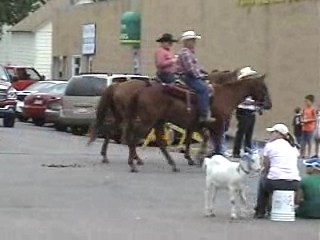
25, 68, 41, 81
25, 82, 56, 92
50, 83, 68, 94
0, 66, 9, 81
65, 76, 107, 96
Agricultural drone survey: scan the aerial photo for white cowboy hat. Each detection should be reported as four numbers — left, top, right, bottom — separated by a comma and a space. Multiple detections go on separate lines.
266, 123, 289, 135
238, 66, 258, 80
180, 30, 201, 41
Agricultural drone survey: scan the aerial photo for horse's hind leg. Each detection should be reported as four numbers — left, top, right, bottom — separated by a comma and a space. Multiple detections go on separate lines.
184, 129, 195, 166
101, 132, 110, 164
154, 124, 179, 172
134, 150, 144, 165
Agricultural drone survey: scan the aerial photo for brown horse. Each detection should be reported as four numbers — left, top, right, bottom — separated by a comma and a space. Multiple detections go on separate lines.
112, 75, 272, 172
88, 70, 239, 164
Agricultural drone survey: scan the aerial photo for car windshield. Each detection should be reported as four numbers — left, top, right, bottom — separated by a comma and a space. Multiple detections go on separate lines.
0, 66, 9, 81
65, 76, 107, 96
49, 83, 67, 94
25, 82, 56, 92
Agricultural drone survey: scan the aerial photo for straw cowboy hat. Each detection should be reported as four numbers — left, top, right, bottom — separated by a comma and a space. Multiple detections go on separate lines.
180, 30, 201, 41
266, 123, 289, 135
238, 66, 258, 80
156, 33, 178, 43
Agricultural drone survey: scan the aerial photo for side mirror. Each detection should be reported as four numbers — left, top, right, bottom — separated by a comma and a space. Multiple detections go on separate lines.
41, 75, 46, 81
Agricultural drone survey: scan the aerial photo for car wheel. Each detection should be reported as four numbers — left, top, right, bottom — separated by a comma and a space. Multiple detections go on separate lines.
3, 115, 15, 128
18, 115, 28, 122
71, 126, 84, 136
33, 118, 45, 127
54, 123, 67, 132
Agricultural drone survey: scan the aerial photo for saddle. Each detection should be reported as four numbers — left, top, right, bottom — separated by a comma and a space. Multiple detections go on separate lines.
162, 80, 213, 106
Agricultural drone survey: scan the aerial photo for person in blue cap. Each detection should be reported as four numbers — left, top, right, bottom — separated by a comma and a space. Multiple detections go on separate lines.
295, 158, 320, 219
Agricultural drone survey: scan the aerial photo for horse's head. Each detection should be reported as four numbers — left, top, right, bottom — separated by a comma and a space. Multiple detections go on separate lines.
208, 69, 238, 85
243, 147, 261, 173
246, 74, 272, 110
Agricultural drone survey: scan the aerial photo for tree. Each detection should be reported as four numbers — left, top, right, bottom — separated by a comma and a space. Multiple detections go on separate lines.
0, 0, 50, 36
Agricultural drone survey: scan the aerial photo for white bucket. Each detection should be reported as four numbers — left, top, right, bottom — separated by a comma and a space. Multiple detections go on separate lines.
271, 190, 295, 221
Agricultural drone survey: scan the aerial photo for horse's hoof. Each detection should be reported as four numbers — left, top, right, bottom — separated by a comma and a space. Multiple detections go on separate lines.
187, 160, 195, 166
137, 160, 144, 166
102, 159, 109, 164
205, 212, 216, 217
172, 167, 180, 172
230, 214, 237, 220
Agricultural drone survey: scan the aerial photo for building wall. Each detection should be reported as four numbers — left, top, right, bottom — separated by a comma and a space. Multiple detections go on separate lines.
52, 0, 320, 140
9, 32, 35, 66
52, 0, 135, 79
140, 0, 320, 139
0, 25, 13, 65
35, 22, 53, 79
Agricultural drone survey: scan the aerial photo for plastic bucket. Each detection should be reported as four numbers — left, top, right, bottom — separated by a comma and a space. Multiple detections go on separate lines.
271, 190, 295, 222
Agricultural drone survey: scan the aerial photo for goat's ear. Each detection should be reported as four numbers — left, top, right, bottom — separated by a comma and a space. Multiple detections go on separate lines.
245, 147, 252, 154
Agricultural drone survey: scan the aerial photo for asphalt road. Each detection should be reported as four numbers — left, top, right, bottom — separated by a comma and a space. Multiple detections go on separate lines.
0, 122, 319, 240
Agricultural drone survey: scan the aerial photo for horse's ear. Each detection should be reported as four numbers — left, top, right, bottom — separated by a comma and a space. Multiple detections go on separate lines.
259, 73, 267, 81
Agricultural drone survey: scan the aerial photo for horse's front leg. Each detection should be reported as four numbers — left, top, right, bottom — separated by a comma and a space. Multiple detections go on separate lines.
154, 124, 179, 172
196, 128, 210, 166
184, 129, 195, 166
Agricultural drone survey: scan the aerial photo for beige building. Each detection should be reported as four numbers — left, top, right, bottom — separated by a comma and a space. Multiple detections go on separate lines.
52, 0, 320, 139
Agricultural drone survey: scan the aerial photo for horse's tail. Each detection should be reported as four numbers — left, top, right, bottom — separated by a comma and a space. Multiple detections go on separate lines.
88, 83, 118, 145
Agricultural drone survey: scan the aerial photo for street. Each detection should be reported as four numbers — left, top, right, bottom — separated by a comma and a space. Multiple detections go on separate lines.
0, 123, 319, 240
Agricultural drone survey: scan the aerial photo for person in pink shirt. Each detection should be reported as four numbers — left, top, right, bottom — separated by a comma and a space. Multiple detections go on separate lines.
155, 33, 178, 83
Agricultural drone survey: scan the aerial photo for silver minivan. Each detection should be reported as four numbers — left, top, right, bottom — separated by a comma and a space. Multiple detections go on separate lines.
59, 73, 149, 135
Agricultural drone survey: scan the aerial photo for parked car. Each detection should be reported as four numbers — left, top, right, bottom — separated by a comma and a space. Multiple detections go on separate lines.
4, 65, 45, 91
16, 81, 65, 122
0, 66, 17, 127
58, 73, 150, 135
23, 82, 68, 126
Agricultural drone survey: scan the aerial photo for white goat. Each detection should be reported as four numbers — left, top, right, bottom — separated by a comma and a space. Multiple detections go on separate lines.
203, 149, 261, 219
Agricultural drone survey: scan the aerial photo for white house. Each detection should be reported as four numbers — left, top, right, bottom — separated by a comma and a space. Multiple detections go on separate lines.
0, 0, 69, 79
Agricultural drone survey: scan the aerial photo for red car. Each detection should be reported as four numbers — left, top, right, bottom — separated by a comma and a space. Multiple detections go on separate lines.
4, 65, 45, 91
23, 81, 67, 126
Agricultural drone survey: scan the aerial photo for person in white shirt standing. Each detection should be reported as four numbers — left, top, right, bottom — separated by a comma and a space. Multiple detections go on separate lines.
232, 67, 259, 158
254, 123, 301, 219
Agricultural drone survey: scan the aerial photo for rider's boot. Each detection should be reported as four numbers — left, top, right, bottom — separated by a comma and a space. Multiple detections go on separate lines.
199, 111, 215, 125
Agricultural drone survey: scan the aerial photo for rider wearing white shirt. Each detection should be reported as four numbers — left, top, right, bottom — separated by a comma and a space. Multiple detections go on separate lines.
254, 123, 301, 218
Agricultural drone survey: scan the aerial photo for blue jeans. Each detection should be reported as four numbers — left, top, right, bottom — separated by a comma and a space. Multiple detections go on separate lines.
157, 72, 176, 84
183, 76, 209, 117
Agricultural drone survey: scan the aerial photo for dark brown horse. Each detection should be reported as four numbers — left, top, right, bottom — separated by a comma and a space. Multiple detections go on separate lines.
105, 75, 272, 172
89, 70, 239, 164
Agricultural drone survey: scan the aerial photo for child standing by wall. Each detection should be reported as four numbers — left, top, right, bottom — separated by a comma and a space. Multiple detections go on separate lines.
293, 107, 302, 146
313, 107, 320, 158
301, 95, 316, 158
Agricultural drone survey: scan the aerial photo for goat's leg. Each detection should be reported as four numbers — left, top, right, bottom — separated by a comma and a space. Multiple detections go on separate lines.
229, 187, 238, 219
239, 188, 248, 218
100, 132, 110, 164
154, 124, 179, 172
205, 182, 216, 217
184, 129, 195, 166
